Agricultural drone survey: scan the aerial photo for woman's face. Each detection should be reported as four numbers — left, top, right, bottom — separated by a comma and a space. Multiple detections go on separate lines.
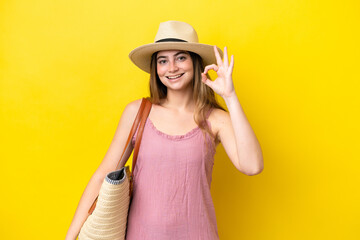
156, 50, 194, 91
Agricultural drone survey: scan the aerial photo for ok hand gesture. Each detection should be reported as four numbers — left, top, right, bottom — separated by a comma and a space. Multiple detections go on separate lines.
201, 46, 235, 98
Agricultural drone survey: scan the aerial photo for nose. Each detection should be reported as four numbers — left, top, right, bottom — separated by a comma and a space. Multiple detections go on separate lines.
168, 60, 179, 73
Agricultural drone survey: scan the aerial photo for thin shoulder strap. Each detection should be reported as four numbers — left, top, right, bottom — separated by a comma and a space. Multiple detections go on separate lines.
206, 107, 213, 119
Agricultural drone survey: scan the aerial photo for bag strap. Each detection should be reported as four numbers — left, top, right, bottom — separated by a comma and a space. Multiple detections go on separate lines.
88, 97, 152, 214
131, 98, 152, 179
115, 97, 152, 170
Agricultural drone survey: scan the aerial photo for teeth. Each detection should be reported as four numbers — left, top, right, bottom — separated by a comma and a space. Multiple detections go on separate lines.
167, 74, 183, 79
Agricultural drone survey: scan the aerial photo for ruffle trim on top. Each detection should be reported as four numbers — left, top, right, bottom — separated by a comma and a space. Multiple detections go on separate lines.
147, 118, 216, 156
131, 108, 216, 148
147, 118, 201, 141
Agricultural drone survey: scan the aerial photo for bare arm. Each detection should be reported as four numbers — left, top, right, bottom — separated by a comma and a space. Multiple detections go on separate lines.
215, 95, 264, 175
65, 99, 142, 240
202, 46, 264, 176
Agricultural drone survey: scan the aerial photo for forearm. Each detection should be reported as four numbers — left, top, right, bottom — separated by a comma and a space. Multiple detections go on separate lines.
224, 92, 264, 175
65, 173, 104, 239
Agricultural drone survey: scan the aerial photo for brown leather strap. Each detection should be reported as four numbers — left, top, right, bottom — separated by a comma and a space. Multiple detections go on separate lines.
88, 97, 152, 214
131, 98, 152, 178
115, 98, 148, 170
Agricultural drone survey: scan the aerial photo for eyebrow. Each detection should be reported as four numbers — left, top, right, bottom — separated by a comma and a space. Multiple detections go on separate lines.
156, 51, 188, 60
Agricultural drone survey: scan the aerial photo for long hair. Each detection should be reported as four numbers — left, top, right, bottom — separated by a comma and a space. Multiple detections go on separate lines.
148, 51, 227, 140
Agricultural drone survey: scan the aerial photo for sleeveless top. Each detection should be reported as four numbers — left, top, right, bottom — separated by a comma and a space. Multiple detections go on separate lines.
125, 110, 219, 240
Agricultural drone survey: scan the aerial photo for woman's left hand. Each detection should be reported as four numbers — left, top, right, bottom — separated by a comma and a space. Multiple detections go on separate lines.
201, 46, 235, 98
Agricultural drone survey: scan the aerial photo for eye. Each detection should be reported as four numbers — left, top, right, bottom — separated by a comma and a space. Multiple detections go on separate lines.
158, 59, 167, 64
177, 55, 187, 61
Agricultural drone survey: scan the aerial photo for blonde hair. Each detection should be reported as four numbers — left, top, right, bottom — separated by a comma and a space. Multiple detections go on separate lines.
148, 51, 226, 140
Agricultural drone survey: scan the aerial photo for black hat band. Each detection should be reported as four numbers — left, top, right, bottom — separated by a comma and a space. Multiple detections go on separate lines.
155, 38, 187, 43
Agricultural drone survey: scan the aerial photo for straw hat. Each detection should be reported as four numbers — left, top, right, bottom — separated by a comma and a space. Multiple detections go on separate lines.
129, 20, 223, 73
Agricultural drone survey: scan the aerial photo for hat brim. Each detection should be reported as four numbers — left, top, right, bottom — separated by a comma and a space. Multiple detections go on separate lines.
129, 42, 223, 73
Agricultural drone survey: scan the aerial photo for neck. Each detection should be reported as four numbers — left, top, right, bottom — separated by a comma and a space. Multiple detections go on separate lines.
161, 88, 195, 112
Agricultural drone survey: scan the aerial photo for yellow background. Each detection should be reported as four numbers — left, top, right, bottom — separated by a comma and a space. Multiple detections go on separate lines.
1, 0, 359, 239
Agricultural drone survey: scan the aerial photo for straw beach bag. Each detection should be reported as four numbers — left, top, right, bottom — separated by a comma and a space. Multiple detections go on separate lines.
78, 98, 152, 240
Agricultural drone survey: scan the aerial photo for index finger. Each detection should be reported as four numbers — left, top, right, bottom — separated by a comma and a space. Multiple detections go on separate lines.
213, 45, 223, 66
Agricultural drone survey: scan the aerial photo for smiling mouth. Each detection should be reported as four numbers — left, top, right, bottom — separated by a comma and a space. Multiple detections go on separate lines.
166, 73, 184, 80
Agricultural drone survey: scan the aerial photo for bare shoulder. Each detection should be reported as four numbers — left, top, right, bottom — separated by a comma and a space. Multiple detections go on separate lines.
120, 98, 143, 121
208, 108, 230, 145
114, 98, 143, 133
123, 98, 143, 115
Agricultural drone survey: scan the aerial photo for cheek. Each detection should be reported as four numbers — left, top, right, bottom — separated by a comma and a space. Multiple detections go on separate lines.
186, 64, 194, 77
156, 66, 166, 77
185, 60, 194, 72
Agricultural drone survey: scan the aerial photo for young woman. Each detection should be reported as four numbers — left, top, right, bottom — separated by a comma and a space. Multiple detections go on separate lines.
66, 20, 264, 240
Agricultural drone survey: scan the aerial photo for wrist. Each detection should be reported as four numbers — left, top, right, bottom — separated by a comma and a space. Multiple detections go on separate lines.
223, 91, 238, 105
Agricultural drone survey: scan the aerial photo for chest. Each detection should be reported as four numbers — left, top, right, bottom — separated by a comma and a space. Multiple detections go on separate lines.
135, 120, 215, 172
148, 106, 199, 136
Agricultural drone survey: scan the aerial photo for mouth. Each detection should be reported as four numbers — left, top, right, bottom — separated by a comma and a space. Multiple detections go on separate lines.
166, 73, 184, 80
